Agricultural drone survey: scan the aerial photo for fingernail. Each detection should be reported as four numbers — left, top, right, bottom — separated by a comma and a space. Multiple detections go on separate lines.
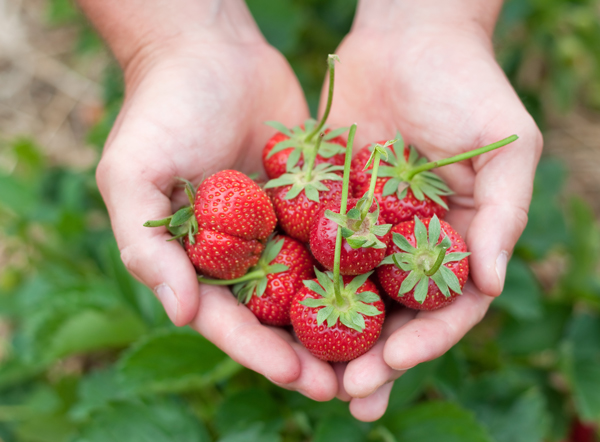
154, 283, 179, 324
496, 251, 509, 290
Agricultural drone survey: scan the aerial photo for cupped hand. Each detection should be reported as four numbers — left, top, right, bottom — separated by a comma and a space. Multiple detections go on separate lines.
322, 19, 543, 420
96, 38, 340, 401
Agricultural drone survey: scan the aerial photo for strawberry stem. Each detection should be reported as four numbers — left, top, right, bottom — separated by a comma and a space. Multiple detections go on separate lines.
423, 246, 448, 276
333, 123, 356, 303
198, 270, 264, 285
405, 135, 519, 181
305, 54, 339, 143
305, 133, 324, 182
359, 149, 381, 221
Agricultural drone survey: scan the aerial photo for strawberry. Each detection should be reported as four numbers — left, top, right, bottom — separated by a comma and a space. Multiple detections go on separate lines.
377, 215, 469, 310
310, 198, 391, 275
198, 235, 316, 326
262, 55, 348, 179
309, 141, 395, 275
351, 133, 519, 224
263, 126, 346, 180
290, 270, 385, 362
144, 170, 277, 280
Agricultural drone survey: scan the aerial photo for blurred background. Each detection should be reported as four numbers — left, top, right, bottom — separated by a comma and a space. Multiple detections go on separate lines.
1, 0, 600, 441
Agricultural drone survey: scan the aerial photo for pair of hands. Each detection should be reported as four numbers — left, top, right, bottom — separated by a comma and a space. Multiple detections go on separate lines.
95, 11, 542, 422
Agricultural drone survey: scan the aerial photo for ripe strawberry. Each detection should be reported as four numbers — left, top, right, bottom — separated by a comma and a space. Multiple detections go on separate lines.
290, 270, 385, 362
351, 133, 519, 225
144, 170, 277, 280
310, 141, 394, 275
266, 173, 343, 243
310, 198, 391, 275
377, 215, 469, 310
263, 126, 346, 179
199, 235, 316, 326
262, 55, 347, 179
350, 136, 449, 225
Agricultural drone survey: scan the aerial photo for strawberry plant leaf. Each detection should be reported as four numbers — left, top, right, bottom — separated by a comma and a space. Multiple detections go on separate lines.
264, 238, 285, 263
413, 275, 430, 303
414, 217, 428, 249
322, 127, 349, 140
398, 270, 420, 295
266, 263, 288, 274
286, 148, 302, 172
411, 182, 425, 201
393, 232, 416, 253
316, 305, 334, 325
302, 280, 327, 298
431, 271, 451, 298
440, 266, 462, 294
284, 183, 304, 200
304, 185, 320, 203
344, 272, 373, 293
382, 178, 401, 197
443, 252, 470, 264
355, 303, 382, 317
265, 121, 293, 137
315, 268, 334, 294
256, 278, 268, 298
299, 297, 328, 308
428, 215, 441, 248
356, 291, 379, 303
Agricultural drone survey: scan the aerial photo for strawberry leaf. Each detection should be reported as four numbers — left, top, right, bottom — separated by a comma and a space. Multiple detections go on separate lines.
303, 280, 327, 298
265, 121, 293, 137
443, 252, 471, 263
431, 271, 451, 298
344, 272, 373, 294
398, 270, 420, 295
428, 215, 441, 248
286, 149, 302, 173
393, 232, 417, 253
317, 305, 334, 325
315, 268, 335, 294
414, 217, 428, 248
267, 264, 289, 274
440, 265, 462, 294
322, 127, 349, 140
413, 275, 430, 303
355, 303, 382, 317
356, 291, 379, 303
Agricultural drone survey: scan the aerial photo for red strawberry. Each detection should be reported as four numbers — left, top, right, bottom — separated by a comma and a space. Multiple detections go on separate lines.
263, 127, 346, 179
310, 198, 391, 275
262, 55, 348, 179
350, 137, 448, 225
290, 271, 385, 362
144, 171, 277, 280
266, 176, 343, 243
235, 235, 316, 326
377, 215, 469, 310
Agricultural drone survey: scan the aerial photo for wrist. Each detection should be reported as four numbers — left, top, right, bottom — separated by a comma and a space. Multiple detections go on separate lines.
77, 0, 263, 77
352, 0, 502, 40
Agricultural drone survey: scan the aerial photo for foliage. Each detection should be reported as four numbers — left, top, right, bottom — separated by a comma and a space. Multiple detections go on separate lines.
1, 0, 600, 440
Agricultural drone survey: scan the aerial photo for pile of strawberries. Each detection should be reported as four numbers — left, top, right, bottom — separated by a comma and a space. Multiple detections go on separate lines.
145, 55, 517, 362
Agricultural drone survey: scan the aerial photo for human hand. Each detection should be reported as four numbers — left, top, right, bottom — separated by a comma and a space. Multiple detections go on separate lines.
321, 0, 543, 421
91, 1, 341, 403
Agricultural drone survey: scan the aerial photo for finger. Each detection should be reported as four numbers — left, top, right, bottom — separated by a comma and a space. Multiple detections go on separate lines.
97, 143, 201, 326
190, 284, 302, 385
467, 114, 543, 297
384, 282, 493, 370
349, 381, 394, 422
344, 309, 414, 398
333, 363, 351, 402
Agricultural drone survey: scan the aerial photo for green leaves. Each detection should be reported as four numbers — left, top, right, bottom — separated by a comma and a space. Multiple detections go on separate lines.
298, 269, 382, 332
264, 162, 343, 203
381, 401, 493, 442
388, 216, 469, 302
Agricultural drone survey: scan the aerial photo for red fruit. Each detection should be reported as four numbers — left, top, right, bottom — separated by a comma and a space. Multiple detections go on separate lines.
263, 128, 346, 179
290, 273, 385, 362
266, 179, 343, 243
350, 141, 448, 224
377, 216, 469, 310
184, 230, 264, 280
145, 171, 277, 280
236, 235, 316, 326
310, 198, 391, 275
195, 170, 276, 241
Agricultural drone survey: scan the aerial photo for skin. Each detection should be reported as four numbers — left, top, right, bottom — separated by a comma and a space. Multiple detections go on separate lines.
78, 0, 542, 422
323, 0, 543, 421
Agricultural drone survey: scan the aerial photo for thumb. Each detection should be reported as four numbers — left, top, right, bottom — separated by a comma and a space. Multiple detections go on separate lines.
96, 147, 200, 326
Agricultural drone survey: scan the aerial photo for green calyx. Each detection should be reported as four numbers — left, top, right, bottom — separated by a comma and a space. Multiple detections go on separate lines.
373, 132, 519, 210
379, 215, 470, 304
197, 237, 289, 303
265, 55, 348, 173
263, 159, 343, 203
299, 269, 382, 333
325, 140, 394, 249
143, 178, 199, 244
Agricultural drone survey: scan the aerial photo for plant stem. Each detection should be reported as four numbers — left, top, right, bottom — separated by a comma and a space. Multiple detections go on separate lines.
305, 133, 323, 182
333, 123, 356, 303
359, 150, 381, 221
424, 246, 448, 276
305, 55, 338, 142
198, 270, 264, 285
405, 135, 519, 181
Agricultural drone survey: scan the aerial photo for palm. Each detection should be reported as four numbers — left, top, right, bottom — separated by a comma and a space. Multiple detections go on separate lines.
98, 43, 343, 404
322, 28, 542, 420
